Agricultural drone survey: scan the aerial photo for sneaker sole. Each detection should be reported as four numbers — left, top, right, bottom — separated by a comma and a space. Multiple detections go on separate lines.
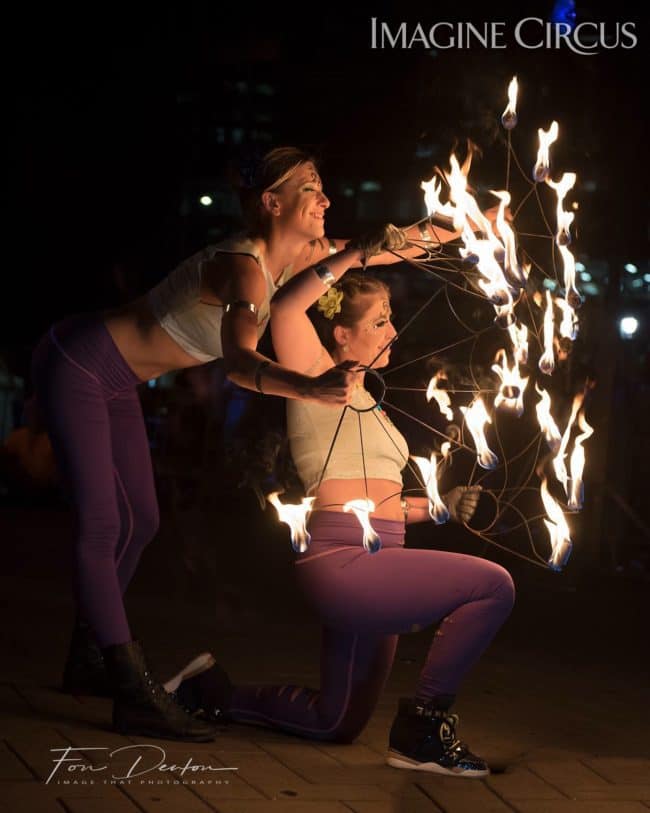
163, 652, 215, 693
386, 749, 489, 778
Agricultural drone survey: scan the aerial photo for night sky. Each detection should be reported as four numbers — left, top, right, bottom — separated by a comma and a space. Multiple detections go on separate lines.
6, 2, 647, 373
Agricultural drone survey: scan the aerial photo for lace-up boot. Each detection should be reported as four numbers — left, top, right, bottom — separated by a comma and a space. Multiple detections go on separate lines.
102, 640, 218, 741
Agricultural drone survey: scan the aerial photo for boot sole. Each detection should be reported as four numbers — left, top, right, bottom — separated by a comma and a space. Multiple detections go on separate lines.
386, 749, 489, 778
163, 652, 216, 693
114, 722, 217, 743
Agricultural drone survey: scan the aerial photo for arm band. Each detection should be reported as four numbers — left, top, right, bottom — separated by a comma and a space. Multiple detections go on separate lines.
313, 263, 336, 288
328, 237, 338, 256
225, 300, 258, 316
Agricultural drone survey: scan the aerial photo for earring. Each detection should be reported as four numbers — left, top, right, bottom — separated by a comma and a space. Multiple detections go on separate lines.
342, 344, 349, 352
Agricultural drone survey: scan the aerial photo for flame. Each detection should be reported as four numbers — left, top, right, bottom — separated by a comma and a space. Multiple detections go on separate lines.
533, 121, 559, 182
558, 244, 582, 311
540, 477, 572, 571
461, 227, 514, 307
538, 290, 556, 375
411, 453, 450, 524
492, 348, 529, 417
535, 385, 562, 454
343, 499, 382, 553
460, 398, 499, 470
267, 492, 315, 553
568, 410, 594, 511
555, 295, 579, 341
547, 172, 576, 247
441, 441, 451, 458
508, 320, 529, 365
426, 371, 454, 421
420, 175, 460, 229
501, 76, 518, 130
490, 189, 524, 285
552, 393, 583, 497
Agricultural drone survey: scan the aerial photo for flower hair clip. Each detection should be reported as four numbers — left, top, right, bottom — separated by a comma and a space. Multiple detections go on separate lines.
317, 288, 344, 319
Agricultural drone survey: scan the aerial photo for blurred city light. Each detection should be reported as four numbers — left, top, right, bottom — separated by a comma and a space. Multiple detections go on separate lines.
619, 316, 639, 339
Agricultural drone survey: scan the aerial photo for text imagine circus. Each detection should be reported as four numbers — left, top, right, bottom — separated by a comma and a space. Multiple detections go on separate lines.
370, 18, 638, 55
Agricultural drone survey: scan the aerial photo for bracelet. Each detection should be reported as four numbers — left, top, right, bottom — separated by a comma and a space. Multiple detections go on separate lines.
401, 498, 410, 521
255, 360, 271, 394
313, 263, 336, 288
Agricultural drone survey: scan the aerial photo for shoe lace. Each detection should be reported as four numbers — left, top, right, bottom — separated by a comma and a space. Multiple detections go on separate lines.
143, 669, 193, 715
437, 711, 463, 754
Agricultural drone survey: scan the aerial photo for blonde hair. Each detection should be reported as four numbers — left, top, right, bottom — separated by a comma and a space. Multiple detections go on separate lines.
310, 273, 390, 352
239, 146, 316, 231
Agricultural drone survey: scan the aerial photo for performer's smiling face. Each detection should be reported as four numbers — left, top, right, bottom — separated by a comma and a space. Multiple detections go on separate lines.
270, 162, 330, 239
344, 294, 397, 369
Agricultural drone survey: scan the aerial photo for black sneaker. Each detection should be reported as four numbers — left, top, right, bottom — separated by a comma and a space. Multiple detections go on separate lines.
386, 697, 489, 778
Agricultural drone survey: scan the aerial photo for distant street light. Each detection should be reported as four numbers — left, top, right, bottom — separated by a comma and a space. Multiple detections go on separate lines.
199, 195, 213, 206
619, 316, 639, 339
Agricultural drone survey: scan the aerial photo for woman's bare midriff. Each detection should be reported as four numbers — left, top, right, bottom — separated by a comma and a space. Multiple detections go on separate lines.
103, 297, 205, 382
312, 479, 403, 521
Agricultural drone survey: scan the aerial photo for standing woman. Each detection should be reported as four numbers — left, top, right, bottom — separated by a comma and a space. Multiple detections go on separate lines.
30, 147, 453, 741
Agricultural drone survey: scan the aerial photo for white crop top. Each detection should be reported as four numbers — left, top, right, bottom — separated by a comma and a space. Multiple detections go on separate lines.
147, 235, 292, 363
287, 385, 410, 495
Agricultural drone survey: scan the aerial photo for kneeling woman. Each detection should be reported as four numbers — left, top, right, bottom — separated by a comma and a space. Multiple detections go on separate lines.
170, 270, 515, 776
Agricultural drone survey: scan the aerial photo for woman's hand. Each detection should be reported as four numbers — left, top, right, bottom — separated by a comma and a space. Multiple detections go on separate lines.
348, 223, 409, 260
303, 360, 358, 406
444, 485, 482, 524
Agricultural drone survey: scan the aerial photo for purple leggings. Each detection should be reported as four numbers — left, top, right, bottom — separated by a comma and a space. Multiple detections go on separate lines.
230, 511, 515, 742
31, 316, 157, 648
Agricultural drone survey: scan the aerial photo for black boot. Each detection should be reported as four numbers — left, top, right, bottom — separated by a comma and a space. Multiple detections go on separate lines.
386, 696, 489, 777
102, 640, 218, 742
62, 621, 112, 697
163, 652, 232, 723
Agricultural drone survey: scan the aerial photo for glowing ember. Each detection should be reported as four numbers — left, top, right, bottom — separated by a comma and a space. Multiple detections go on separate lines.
538, 290, 556, 375
411, 453, 450, 524
460, 398, 499, 470
343, 499, 382, 553
267, 492, 315, 553
568, 411, 594, 511
540, 477, 572, 570
533, 120, 559, 182
426, 371, 454, 421
501, 75, 518, 130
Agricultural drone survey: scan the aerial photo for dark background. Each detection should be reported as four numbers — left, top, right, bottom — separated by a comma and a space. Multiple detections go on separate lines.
3, 1, 649, 574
